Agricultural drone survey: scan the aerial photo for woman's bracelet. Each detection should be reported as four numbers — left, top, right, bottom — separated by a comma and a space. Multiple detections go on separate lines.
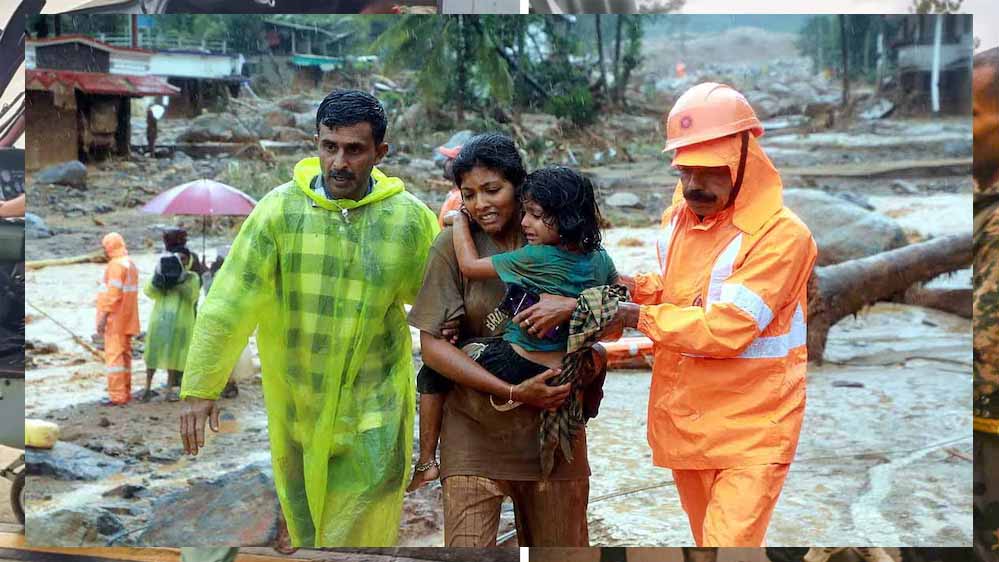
414, 460, 439, 473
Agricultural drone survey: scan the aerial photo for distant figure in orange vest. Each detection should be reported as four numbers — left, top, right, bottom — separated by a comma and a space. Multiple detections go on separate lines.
610, 83, 818, 545
676, 61, 687, 78
96, 232, 140, 405
436, 144, 463, 228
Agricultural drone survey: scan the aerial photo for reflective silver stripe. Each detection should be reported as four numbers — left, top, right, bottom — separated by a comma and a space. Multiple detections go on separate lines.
719, 283, 774, 332
122, 284, 138, 292
657, 214, 678, 275
736, 304, 806, 359
108, 279, 124, 288
705, 234, 743, 305
106, 366, 129, 373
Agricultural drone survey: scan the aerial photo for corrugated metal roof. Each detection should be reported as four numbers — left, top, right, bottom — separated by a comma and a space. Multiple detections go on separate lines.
26, 69, 180, 96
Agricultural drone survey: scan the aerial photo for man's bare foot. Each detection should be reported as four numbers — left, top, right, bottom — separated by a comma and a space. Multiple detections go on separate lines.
140, 390, 152, 403
406, 460, 439, 492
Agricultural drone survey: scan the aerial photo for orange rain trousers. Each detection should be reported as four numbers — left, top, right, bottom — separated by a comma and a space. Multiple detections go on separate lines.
97, 233, 140, 405
672, 463, 789, 546
104, 333, 133, 405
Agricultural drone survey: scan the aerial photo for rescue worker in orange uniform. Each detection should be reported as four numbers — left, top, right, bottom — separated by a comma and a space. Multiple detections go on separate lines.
96, 232, 141, 405
436, 144, 463, 228
610, 83, 818, 546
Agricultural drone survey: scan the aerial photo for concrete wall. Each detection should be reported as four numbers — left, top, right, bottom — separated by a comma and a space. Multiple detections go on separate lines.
150, 52, 244, 79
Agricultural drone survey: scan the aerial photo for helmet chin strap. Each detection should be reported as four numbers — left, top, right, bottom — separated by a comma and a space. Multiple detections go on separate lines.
727, 130, 750, 207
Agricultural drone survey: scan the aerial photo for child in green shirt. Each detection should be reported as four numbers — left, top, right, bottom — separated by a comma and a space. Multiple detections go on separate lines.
409, 166, 617, 491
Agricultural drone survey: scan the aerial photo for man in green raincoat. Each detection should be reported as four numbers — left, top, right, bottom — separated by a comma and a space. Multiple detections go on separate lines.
178, 89, 439, 547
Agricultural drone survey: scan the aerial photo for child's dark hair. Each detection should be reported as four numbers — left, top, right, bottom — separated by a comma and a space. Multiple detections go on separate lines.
315, 89, 387, 144
522, 166, 603, 253
452, 133, 527, 194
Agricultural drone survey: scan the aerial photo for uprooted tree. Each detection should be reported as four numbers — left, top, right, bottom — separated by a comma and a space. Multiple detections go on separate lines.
806, 233, 972, 362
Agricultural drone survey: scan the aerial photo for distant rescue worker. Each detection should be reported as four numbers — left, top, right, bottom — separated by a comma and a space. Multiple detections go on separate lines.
610, 82, 818, 546
972, 46, 999, 562
178, 89, 439, 547
146, 104, 164, 157
142, 252, 201, 402
436, 144, 463, 228
96, 232, 140, 405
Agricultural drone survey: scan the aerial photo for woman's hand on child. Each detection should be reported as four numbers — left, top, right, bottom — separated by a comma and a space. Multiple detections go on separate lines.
440, 317, 461, 345
514, 368, 571, 411
513, 293, 576, 338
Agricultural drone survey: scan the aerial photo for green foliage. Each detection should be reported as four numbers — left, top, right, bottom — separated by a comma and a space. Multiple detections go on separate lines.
797, 15, 899, 83
372, 15, 513, 116
219, 159, 295, 202
545, 84, 598, 126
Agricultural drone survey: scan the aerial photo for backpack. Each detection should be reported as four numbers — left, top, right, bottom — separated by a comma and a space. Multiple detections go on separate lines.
152, 254, 186, 290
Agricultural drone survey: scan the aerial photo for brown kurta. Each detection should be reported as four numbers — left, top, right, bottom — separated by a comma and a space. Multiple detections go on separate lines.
408, 227, 589, 481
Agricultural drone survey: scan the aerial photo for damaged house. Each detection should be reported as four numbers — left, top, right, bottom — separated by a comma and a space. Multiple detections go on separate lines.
24, 35, 178, 170
893, 14, 974, 114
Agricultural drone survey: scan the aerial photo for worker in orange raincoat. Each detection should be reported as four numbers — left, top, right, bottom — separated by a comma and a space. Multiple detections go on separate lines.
436, 144, 463, 228
96, 232, 140, 405
610, 83, 818, 546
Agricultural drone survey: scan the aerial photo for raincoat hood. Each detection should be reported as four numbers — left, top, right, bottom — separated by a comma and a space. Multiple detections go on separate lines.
102, 232, 128, 258
293, 157, 404, 211
670, 133, 782, 235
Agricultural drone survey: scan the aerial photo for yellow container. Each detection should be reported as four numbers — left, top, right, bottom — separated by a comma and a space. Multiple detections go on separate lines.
25, 419, 60, 449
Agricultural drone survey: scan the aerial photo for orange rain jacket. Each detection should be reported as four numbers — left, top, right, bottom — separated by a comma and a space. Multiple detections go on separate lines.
97, 233, 140, 337
633, 133, 817, 470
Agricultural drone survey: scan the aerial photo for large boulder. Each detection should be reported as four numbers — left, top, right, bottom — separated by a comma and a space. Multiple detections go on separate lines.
605, 191, 643, 208
277, 96, 316, 114
35, 161, 87, 188
270, 126, 312, 142
137, 463, 279, 546
263, 108, 296, 128
244, 116, 275, 141
292, 112, 316, 134
177, 114, 257, 144
26, 441, 126, 481
783, 188, 908, 266
25, 212, 52, 239
26, 506, 125, 546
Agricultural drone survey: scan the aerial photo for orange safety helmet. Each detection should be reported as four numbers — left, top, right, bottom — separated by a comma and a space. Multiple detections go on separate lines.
663, 82, 764, 152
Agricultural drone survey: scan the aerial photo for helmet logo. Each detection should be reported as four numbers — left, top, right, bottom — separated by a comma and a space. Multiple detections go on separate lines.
680, 115, 693, 129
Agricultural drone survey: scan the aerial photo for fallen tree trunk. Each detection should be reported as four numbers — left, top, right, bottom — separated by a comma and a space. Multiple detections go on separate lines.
807, 233, 971, 362
901, 286, 972, 319
26, 250, 107, 271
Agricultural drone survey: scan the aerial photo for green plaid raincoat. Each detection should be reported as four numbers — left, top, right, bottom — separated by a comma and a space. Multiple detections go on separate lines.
181, 157, 439, 546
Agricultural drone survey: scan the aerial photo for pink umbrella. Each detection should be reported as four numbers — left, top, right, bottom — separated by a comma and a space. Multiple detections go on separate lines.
142, 179, 257, 255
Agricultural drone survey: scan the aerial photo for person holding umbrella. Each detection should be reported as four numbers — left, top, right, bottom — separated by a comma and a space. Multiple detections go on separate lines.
177, 89, 439, 547
142, 251, 200, 402
162, 227, 207, 279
